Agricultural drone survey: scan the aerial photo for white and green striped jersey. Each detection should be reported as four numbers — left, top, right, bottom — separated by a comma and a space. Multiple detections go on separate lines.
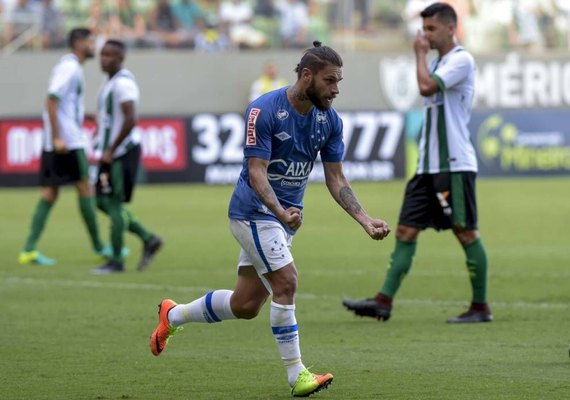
95, 69, 140, 159
417, 45, 477, 174
42, 53, 86, 151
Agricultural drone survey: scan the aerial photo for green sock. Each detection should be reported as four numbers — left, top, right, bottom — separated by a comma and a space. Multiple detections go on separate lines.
24, 198, 54, 252
125, 208, 152, 242
380, 240, 417, 298
463, 238, 488, 304
96, 197, 110, 215
78, 196, 103, 251
108, 200, 125, 262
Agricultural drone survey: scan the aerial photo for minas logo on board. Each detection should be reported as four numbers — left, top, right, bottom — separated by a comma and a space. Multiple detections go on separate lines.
476, 114, 570, 172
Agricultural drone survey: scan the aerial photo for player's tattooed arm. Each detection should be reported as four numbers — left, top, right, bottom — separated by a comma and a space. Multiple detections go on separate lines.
339, 186, 363, 216
323, 162, 367, 222
323, 161, 390, 240
248, 157, 285, 216
248, 157, 302, 230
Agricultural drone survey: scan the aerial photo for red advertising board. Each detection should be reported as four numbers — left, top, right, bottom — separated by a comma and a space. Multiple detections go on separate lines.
0, 120, 45, 173
0, 118, 187, 174
137, 119, 187, 171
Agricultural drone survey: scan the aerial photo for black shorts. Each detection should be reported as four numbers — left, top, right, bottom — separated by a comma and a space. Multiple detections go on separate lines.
39, 149, 90, 186
398, 172, 478, 231
96, 145, 141, 203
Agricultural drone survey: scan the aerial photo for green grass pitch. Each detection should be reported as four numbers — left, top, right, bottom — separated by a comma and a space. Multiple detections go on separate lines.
1, 178, 569, 399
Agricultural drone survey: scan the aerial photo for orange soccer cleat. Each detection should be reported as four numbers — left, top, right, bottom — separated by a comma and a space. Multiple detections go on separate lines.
150, 299, 182, 356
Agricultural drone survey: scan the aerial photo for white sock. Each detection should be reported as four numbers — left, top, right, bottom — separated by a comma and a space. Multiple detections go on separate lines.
168, 290, 236, 327
270, 301, 305, 386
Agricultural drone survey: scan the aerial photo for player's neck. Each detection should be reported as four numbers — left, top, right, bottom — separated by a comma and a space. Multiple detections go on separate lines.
438, 40, 458, 58
108, 68, 121, 79
72, 50, 87, 64
286, 85, 313, 115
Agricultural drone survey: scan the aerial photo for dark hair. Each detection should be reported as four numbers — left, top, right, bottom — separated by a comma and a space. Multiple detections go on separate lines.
295, 41, 343, 79
420, 2, 457, 25
104, 39, 126, 54
68, 27, 91, 48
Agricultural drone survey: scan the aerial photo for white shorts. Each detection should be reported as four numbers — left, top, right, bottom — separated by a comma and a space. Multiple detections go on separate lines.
229, 219, 294, 278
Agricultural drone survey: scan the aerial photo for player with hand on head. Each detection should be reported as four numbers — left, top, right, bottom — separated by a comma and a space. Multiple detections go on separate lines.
343, 2, 492, 324
149, 41, 390, 397
90, 39, 163, 275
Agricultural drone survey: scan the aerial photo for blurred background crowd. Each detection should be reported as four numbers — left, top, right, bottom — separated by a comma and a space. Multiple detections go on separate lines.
1, 0, 570, 54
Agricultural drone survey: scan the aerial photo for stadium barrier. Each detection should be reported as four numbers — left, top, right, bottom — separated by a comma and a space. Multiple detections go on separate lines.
0, 111, 406, 187
2, 51, 570, 185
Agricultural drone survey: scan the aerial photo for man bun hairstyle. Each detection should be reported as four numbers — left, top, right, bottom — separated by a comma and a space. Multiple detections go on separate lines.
295, 41, 343, 79
420, 2, 457, 25
68, 27, 91, 49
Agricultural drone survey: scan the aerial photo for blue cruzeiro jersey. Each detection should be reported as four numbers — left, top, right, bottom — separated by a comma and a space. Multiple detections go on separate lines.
228, 87, 345, 234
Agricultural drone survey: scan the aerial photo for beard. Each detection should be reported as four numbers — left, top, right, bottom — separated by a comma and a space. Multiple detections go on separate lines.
306, 82, 331, 111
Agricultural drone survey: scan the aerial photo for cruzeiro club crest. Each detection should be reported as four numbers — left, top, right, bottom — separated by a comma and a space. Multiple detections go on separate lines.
379, 57, 418, 111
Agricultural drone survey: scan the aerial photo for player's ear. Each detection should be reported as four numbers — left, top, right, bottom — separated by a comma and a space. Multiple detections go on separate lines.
301, 68, 312, 83
448, 22, 456, 36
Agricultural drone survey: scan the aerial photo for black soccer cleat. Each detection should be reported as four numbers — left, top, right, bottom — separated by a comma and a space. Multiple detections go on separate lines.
447, 304, 493, 324
342, 298, 392, 321
91, 260, 125, 275
138, 235, 163, 271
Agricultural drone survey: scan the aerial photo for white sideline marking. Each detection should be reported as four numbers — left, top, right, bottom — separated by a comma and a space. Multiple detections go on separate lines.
302, 270, 570, 279
3, 276, 569, 310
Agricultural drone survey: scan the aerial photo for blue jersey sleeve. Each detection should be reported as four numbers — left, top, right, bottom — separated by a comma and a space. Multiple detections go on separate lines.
320, 111, 344, 162
243, 104, 274, 160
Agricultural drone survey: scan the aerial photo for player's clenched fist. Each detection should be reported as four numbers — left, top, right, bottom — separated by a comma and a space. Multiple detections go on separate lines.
364, 218, 390, 240
280, 207, 303, 231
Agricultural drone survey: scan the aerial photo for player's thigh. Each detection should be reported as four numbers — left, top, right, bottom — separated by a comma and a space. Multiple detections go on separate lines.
39, 151, 77, 189
111, 146, 140, 203
72, 149, 90, 182
75, 178, 92, 196
72, 150, 92, 196
449, 171, 478, 230
231, 265, 270, 316
398, 174, 439, 229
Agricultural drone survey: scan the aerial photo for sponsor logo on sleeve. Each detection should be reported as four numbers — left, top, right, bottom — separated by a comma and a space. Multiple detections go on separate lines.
276, 109, 289, 120
275, 131, 291, 141
246, 108, 261, 146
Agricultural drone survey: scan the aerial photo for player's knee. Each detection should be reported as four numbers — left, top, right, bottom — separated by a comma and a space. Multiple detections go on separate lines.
75, 180, 92, 196
453, 227, 478, 245
232, 300, 263, 319
41, 187, 58, 203
272, 276, 297, 301
395, 225, 419, 241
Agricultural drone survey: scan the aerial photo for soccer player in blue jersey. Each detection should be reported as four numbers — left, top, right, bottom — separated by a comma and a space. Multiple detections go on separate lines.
150, 41, 391, 397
